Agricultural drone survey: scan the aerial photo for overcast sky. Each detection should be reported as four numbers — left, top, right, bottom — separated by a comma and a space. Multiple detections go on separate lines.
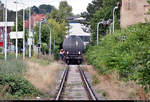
1, 0, 93, 14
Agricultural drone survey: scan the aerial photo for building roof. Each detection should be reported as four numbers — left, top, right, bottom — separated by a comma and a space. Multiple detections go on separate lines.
25, 14, 46, 29
69, 23, 91, 36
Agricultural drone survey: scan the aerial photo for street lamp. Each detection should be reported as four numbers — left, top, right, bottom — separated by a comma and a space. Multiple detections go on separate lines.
97, 20, 104, 45
38, 18, 52, 55
38, 18, 46, 53
113, 6, 118, 33
4, 0, 7, 61
14, 0, 19, 59
97, 19, 113, 45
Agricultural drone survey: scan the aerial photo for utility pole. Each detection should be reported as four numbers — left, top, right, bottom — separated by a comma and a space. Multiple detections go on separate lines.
39, 22, 41, 53
14, 0, 18, 59
29, 1, 31, 58
22, 3, 25, 59
49, 24, 52, 55
3, 4, 5, 54
4, 0, 7, 61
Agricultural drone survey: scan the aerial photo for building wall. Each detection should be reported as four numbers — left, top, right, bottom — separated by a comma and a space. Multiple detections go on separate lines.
0, 27, 11, 47
121, 0, 150, 28
25, 14, 46, 29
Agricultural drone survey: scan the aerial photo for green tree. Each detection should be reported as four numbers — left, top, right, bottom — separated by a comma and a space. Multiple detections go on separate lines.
47, 1, 72, 23
90, 0, 121, 44
81, 0, 103, 26
39, 4, 54, 14
11, 16, 23, 51
11, 16, 28, 52
33, 19, 66, 54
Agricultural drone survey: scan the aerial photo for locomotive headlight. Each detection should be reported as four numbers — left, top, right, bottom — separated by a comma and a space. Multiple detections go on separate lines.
78, 51, 81, 54
67, 51, 69, 54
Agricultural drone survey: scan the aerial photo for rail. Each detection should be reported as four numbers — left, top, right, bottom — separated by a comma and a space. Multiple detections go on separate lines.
78, 66, 97, 100
55, 66, 69, 100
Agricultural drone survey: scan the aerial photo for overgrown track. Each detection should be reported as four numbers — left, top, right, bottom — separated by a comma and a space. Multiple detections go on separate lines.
55, 65, 97, 100
55, 66, 69, 100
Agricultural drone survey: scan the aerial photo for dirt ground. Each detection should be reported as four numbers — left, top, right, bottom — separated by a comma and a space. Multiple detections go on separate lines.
83, 65, 150, 100
24, 60, 65, 95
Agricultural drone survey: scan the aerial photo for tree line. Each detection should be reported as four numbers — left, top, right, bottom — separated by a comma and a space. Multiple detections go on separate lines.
81, 0, 121, 45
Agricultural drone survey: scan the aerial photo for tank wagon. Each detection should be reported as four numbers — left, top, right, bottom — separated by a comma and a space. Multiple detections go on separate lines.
63, 35, 84, 64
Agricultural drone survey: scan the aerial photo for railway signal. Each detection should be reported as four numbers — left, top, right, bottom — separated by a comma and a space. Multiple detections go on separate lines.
97, 19, 113, 45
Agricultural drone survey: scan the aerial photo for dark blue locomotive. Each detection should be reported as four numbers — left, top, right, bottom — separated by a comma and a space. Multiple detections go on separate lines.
63, 35, 84, 64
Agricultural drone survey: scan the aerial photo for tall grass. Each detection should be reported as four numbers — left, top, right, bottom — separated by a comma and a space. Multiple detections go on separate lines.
0, 54, 41, 99
0, 54, 25, 75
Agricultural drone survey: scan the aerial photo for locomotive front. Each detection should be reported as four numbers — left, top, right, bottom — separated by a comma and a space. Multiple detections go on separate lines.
63, 35, 84, 64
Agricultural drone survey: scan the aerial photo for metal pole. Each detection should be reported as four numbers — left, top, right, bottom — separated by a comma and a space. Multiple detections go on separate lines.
39, 22, 41, 53
49, 25, 51, 55
3, 6, 5, 21
15, 0, 18, 59
3, 5, 5, 54
4, 0, 7, 61
29, 1, 31, 58
97, 22, 101, 45
53, 39, 55, 50
109, 23, 112, 34
113, 6, 118, 33
23, 4, 25, 59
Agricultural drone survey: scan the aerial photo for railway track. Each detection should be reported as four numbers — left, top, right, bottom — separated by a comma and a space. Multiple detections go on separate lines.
55, 65, 97, 100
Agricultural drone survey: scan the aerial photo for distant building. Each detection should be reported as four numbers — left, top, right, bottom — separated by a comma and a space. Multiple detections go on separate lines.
121, 0, 150, 28
66, 17, 91, 48
0, 22, 14, 52
25, 14, 46, 29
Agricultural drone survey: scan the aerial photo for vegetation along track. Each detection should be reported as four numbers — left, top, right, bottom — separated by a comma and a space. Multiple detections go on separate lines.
55, 65, 97, 100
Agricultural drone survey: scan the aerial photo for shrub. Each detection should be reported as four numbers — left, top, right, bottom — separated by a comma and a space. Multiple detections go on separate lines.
52, 45, 60, 60
0, 47, 2, 53
0, 54, 41, 98
86, 23, 150, 89
0, 73, 41, 97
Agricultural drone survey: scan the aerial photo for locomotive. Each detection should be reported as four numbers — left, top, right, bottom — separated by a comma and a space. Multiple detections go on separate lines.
63, 35, 84, 64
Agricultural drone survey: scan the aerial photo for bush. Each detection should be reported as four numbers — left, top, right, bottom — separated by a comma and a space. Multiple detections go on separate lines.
86, 23, 150, 89
0, 73, 41, 97
52, 45, 60, 60
41, 43, 49, 54
0, 54, 41, 98
0, 47, 2, 53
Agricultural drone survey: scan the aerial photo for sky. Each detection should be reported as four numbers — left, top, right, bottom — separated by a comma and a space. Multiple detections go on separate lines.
1, 0, 93, 14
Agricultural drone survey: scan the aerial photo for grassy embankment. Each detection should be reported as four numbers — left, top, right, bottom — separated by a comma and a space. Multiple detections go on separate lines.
0, 54, 41, 99
0, 53, 64, 99
86, 23, 150, 99
25, 54, 64, 99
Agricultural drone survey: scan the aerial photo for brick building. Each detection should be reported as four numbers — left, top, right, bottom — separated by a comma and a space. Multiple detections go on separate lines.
120, 0, 150, 28
25, 14, 46, 29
